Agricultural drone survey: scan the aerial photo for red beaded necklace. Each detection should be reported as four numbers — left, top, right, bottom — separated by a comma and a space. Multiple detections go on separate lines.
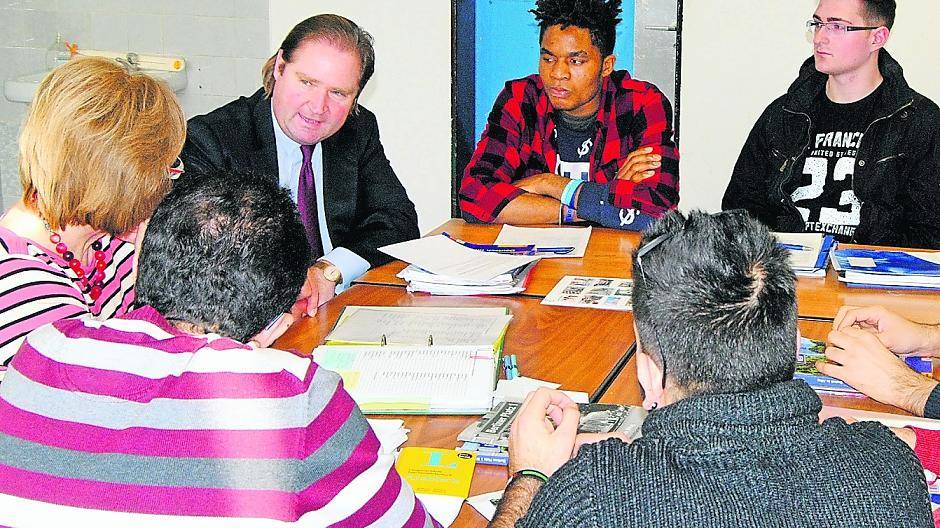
47, 227, 107, 301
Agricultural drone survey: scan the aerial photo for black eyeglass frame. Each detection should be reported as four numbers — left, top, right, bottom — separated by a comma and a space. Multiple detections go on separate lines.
805, 20, 881, 33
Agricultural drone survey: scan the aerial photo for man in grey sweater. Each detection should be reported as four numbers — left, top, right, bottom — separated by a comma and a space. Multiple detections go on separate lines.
492, 210, 932, 527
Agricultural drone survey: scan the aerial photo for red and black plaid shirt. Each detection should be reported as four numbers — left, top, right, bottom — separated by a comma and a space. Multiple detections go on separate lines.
460, 71, 680, 222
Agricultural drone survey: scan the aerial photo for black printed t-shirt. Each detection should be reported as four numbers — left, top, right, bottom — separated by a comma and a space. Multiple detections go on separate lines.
788, 84, 884, 241
554, 122, 594, 181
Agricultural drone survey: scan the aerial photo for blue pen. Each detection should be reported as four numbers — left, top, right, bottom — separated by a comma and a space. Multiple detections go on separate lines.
535, 246, 575, 255
510, 354, 520, 378
778, 243, 809, 251
442, 232, 574, 255
503, 356, 513, 380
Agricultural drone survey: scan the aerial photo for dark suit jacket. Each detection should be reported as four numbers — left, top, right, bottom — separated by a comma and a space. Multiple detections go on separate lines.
181, 88, 419, 268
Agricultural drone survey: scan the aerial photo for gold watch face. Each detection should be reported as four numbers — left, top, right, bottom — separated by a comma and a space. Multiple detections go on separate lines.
321, 263, 341, 283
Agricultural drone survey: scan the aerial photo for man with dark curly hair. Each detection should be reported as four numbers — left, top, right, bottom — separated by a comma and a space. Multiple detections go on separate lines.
460, 0, 679, 230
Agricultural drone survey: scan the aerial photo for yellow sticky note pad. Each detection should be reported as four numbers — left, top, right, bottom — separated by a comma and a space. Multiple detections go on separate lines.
396, 447, 476, 498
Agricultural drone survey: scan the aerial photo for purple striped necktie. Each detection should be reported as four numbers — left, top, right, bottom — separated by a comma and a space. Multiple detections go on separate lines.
298, 144, 324, 259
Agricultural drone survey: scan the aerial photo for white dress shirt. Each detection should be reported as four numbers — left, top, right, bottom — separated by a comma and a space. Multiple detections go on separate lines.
271, 105, 370, 290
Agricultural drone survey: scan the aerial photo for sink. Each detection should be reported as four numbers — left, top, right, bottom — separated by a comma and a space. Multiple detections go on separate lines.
4, 67, 187, 103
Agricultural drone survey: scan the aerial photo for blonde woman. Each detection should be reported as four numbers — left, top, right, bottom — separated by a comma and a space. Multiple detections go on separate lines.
0, 57, 185, 364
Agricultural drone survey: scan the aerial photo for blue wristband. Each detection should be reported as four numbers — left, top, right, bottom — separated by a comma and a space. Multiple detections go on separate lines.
575, 181, 656, 231
560, 179, 584, 208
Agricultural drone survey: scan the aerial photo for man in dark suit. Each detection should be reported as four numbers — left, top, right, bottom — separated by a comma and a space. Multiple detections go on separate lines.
182, 14, 419, 311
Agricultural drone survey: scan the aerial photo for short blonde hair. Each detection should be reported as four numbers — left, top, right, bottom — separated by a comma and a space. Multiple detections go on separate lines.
19, 56, 186, 235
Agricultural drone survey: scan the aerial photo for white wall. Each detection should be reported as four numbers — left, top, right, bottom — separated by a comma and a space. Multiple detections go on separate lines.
269, 0, 453, 235
0, 0, 269, 210
680, 0, 940, 213
268, 1, 940, 223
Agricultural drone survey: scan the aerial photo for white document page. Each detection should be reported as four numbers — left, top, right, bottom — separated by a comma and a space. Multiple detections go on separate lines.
493, 225, 592, 258
541, 276, 633, 312
380, 235, 539, 282
313, 345, 496, 413
907, 251, 940, 266
327, 308, 512, 346
467, 491, 504, 521
418, 494, 465, 527
366, 419, 409, 454
773, 232, 825, 269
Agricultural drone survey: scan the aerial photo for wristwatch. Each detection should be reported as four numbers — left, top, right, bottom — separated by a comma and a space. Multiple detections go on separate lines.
313, 260, 343, 285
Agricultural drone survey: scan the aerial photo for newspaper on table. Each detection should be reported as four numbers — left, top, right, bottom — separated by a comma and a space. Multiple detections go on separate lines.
541, 275, 633, 311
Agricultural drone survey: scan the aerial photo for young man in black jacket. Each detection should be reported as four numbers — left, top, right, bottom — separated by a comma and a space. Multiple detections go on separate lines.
723, 0, 940, 249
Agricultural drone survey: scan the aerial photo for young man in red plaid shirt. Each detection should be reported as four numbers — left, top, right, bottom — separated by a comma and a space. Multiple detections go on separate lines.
460, 0, 679, 230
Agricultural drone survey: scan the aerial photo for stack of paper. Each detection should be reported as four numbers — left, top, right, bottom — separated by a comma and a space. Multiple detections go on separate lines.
774, 232, 836, 277
398, 261, 537, 296
830, 248, 940, 290
325, 306, 512, 347
380, 234, 540, 295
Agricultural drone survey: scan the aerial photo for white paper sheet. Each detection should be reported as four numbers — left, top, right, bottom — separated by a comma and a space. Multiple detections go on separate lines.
541, 276, 633, 311
494, 225, 592, 258
467, 490, 504, 521
366, 419, 409, 454
492, 376, 589, 405
380, 235, 540, 282
327, 308, 512, 346
417, 493, 465, 527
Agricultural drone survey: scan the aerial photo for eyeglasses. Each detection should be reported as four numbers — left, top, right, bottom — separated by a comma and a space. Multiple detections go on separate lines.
806, 20, 880, 35
167, 157, 184, 180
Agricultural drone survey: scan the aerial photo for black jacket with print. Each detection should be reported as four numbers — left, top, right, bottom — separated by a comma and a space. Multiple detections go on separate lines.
723, 50, 940, 249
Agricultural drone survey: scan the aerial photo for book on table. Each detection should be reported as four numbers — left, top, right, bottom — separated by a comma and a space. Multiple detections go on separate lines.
795, 337, 932, 395
830, 248, 940, 290
396, 447, 476, 498
456, 399, 647, 464
312, 306, 512, 414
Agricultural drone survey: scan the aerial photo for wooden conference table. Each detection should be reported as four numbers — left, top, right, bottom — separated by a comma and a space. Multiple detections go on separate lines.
357, 219, 940, 322
275, 283, 638, 526
276, 219, 940, 526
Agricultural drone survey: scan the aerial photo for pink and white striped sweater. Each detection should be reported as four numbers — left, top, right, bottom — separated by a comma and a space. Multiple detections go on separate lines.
0, 306, 439, 527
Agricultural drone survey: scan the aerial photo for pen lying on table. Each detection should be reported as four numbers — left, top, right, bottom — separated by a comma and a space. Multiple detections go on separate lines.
442, 232, 574, 255
778, 243, 810, 251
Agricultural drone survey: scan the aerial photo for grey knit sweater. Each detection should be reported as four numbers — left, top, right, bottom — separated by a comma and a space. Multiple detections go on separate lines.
516, 380, 932, 527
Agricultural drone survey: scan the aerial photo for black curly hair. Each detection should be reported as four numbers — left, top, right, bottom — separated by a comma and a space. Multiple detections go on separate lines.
531, 0, 622, 57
